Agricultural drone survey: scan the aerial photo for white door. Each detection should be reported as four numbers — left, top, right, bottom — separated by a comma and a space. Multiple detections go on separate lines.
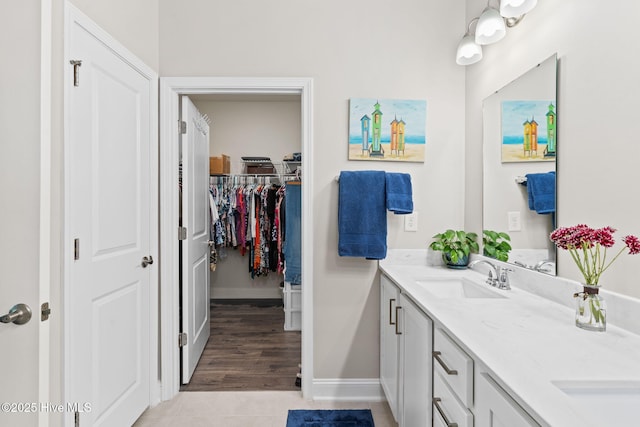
0, 3, 48, 426
180, 96, 211, 383
67, 16, 153, 426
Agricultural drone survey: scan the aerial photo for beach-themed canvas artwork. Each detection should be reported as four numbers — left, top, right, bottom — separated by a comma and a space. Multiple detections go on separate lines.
348, 98, 426, 162
501, 100, 556, 163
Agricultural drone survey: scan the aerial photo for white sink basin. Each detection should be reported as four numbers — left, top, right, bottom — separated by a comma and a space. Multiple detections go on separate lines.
416, 277, 506, 299
553, 380, 640, 425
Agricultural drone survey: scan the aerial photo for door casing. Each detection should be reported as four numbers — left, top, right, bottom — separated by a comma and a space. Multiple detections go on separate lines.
159, 77, 314, 401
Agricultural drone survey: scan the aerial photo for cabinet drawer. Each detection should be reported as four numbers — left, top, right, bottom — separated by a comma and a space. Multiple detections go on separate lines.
433, 371, 474, 427
434, 328, 473, 407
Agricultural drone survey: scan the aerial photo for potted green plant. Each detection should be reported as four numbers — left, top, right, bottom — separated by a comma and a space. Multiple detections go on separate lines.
429, 229, 479, 269
482, 230, 512, 262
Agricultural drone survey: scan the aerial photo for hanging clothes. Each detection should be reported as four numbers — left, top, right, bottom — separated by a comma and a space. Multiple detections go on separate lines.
208, 175, 298, 280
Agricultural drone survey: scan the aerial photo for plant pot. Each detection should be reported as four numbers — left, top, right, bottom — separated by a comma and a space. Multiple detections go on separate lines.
442, 253, 469, 269
574, 285, 606, 332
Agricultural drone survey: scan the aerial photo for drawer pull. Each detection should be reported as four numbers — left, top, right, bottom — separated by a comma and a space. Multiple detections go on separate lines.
433, 397, 458, 427
433, 351, 458, 375
389, 298, 396, 325
395, 306, 402, 335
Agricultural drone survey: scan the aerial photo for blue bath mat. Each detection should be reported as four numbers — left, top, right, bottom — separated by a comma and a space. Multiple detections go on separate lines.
286, 409, 375, 427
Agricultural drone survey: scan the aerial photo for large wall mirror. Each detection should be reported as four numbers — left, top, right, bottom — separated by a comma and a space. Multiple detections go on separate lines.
482, 54, 557, 275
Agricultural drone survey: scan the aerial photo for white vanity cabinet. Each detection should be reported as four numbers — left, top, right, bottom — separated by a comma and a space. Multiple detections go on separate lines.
380, 271, 538, 427
380, 275, 433, 427
380, 275, 401, 420
475, 372, 540, 427
398, 293, 433, 427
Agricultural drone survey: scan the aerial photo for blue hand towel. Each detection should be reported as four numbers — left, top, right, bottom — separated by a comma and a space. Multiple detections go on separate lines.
338, 171, 387, 260
385, 172, 413, 214
525, 171, 556, 214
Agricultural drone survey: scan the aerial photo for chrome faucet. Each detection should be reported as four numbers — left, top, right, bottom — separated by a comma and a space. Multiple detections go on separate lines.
534, 260, 555, 273
469, 259, 513, 290
468, 260, 498, 287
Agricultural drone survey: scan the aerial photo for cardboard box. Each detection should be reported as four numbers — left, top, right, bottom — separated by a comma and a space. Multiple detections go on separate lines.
209, 155, 230, 174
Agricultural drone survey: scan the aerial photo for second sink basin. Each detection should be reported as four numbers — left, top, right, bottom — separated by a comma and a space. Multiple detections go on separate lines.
416, 277, 506, 299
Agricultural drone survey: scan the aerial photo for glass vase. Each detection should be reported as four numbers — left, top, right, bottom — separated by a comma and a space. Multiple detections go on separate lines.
574, 285, 606, 332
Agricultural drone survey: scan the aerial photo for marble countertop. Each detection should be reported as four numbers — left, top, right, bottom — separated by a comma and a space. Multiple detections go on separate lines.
379, 251, 640, 427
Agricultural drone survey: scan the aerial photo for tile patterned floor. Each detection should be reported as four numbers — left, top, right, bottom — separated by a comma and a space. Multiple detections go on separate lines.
133, 391, 397, 427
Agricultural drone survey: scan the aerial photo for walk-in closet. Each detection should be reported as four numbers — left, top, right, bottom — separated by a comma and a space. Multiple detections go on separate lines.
179, 93, 303, 392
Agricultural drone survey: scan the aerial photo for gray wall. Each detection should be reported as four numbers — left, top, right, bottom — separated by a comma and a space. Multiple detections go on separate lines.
464, 0, 640, 298
159, 0, 467, 379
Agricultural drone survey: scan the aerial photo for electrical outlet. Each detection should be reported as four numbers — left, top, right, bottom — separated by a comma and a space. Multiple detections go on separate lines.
507, 211, 521, 231
404, 212, 418, 232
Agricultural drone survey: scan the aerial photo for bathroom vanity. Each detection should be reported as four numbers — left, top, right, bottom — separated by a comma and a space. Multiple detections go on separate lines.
379, 250, 640, 427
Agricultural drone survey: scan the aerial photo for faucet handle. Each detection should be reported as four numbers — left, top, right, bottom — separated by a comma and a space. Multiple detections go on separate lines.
485, 270, 497, 287
497, 267, 513, 290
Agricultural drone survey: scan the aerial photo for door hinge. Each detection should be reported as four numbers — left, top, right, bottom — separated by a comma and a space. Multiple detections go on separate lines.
74, 410, 80, 427
178, 227, 187, 240
180, 121, 187, 134
41, 302, 51, 321
179, 332, 187, 348
70, 60, 82, 87
74, 238, 80, 260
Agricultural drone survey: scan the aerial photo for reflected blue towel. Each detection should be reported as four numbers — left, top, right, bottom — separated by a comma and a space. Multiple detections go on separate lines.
525, 171, 556, 214
338, 171, 387, 260
385, 172, 413, 214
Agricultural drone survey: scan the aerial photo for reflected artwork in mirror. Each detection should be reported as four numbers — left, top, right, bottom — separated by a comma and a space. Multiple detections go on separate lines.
482, 54, 557, 275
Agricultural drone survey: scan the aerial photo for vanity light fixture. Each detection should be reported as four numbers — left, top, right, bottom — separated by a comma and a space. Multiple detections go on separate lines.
455, 0, 537, 65
476, 5, 506, 45
456, 18, 483, 66
500, 0, 537, 18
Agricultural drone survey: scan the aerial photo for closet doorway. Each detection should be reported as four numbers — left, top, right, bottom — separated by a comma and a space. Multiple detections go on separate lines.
183, 93, 302, 391
159, 77, 314, 402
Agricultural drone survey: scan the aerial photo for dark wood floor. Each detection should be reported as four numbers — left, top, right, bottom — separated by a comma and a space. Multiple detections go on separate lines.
181, 300, 301, 392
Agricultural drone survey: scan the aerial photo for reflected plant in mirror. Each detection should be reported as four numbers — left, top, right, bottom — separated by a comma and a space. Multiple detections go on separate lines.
482, 54, 557, 275
483, 230, 512, 262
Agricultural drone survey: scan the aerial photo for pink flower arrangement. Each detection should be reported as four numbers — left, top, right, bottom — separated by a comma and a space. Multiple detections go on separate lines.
550, 224, 640, 286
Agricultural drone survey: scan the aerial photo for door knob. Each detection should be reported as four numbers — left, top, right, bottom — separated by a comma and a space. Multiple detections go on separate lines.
141, 255, 154, 268
0, 303, 32, 325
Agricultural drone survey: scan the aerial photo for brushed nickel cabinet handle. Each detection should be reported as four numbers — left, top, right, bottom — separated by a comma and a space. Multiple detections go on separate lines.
433, 397, 458, 427
395, 306, 402, 335
389, 298, 396, 325
433, 351, 458, 375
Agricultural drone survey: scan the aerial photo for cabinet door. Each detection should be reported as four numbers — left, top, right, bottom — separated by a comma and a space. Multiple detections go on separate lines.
476, 373, 540, 427
399, 294, 433, 427
380, 275, 401, 421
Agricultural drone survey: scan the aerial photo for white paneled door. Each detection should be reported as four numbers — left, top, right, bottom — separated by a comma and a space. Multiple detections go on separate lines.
180, 96, 211, 384
67, 12, 154, 427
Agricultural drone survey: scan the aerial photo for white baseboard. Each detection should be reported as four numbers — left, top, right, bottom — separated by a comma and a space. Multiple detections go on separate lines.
312, 378, 386, 402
